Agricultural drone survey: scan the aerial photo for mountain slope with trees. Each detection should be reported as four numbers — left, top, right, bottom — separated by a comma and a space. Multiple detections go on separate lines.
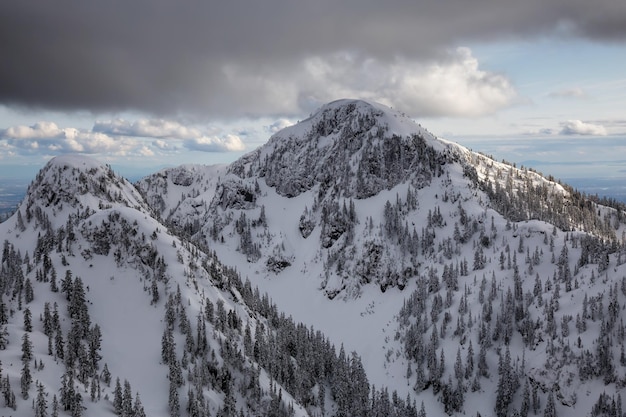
0, 154, 415, 416
2, 99, 626, 416
138, 99, 626, 416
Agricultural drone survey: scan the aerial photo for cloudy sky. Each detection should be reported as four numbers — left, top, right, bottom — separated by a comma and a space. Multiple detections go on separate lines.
1, 0, 625, 182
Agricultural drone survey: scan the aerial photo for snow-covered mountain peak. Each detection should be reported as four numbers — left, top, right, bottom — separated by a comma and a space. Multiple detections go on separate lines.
306, 98, 434, 139
14, 153, 148, 232
44, 154, 107, 172
279, 98, 430, 141
227, 98, 446, 200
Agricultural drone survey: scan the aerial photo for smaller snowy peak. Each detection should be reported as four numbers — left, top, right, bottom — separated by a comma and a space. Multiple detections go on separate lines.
45, 153, 108, 172
15, 154, 148, 230
227, 98, 449, 200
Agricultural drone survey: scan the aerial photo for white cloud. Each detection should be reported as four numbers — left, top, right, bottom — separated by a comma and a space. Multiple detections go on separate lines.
93, 119, 210, 140
186, 134, 245, 152
1, 118, 249, 158
1, 122, 137, 155
548, 87, 587, 99
560, 120, 607, 136
4, 121, 64, 140
95, 118, 246, 152
265, 119, 295, 134
153, 139, 178, 151
222, 47, 517, 118
382, 47, 517, 117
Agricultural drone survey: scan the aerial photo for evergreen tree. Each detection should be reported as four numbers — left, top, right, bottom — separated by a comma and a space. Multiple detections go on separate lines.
21, 332, 33, 364
71, 392, 83, 417
43, 302, 53, 336
134, 392, 147, 417
151, 279, 160, 305
23, 307, 32, 331
465, 340, 474, 380
61, 270, 73, 301
168, 378, 180, 417
20, 362, 31, 399
50, 267, 58, 292
35, 382, 48, 417
24, 277, 34, 303
495, 346, 514, 417
52, 394, 59, 417
418, 401, 427, 417
55, 329, 65, 360
544, 391, 556, 417
101, 363, 111, 386
88, 324, 102, 373
520, 380, 530, 417
122, 379, 133, 417
113, 377, 123, 415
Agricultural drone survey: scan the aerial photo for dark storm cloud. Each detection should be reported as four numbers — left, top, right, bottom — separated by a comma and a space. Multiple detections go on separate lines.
1, 0, 624, 118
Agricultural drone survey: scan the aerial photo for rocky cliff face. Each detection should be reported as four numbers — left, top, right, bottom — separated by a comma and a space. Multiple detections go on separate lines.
228, 98, 450, 200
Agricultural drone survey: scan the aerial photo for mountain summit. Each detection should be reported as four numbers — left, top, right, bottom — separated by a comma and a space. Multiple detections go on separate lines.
229, 98, 448, 199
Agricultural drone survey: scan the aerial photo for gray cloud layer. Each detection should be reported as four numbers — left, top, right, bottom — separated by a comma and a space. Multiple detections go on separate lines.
1, 0, 624, 118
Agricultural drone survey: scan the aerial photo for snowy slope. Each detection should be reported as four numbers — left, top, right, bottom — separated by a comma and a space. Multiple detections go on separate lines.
138, 99, 626, 416
3, 99, 626, 417
2, 154, 402, 417
135, 164, 226, 231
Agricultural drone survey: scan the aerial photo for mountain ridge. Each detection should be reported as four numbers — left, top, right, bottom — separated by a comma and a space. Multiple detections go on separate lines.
2, 99, 626, 416
0, 130, 419, 416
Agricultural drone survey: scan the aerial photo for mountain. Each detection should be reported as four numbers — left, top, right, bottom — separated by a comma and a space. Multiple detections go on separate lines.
1, 154, 404, 417
2, 99, 626, 416
138, 99, 626, 416
141, 98, 622, 297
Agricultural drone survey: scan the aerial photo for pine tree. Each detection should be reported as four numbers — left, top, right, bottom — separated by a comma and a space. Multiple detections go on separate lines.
465, 340, 474, 379
90, 376, 98, 402
24, 278, 34, 303
61, 270, 73, 301
520, 380, 530, 417
151, 279, 160, 305
113, 377, 123, 415
55, 329, 65, 360
0, 325, 8, 350
168, 378, 180, 417
477, 343, 489, 378
123, 379, 133, 417
544, 391, 556, 417
23, 307, 32, 331
50, 267, 58, 292
20, 362, 31, 399
532, 384, 540, 414
71, 392, 83, 417
88, 324, 102, 373
495, 346, 514, 417
134, 392, 146, 417
101, 363, 111, 386
52, 394, 59, 417
43, 302, 53, 336
21, 332, 33, 364
454, 347, 464, 383
35, 382, 48, 417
